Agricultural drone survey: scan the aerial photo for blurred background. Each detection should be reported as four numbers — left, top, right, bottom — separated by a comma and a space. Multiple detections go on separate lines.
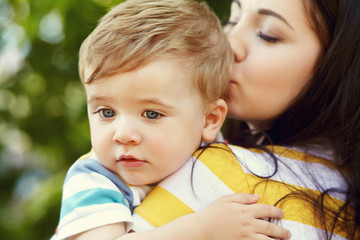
0, 0, 231, 239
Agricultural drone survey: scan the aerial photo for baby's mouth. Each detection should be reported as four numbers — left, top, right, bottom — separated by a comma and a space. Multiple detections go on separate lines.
117, 155, 147, 168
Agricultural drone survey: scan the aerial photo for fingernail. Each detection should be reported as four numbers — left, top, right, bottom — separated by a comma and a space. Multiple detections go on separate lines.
286, 230, 291, 239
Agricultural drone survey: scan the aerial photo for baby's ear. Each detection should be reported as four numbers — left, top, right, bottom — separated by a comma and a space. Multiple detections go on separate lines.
202, 99, 228, 142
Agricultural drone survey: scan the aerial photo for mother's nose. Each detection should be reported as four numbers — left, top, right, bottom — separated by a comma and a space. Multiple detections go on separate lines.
228, 33, 247, 63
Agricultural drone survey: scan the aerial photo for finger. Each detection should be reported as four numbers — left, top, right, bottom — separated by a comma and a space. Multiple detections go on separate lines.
251, 204, 285, 219
255, 219, 291, 240
225, 193, 260, 204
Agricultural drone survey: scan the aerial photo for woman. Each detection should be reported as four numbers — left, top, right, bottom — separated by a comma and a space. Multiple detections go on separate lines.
223, 0, 359, 238
133, 0, 359, 239
226, 0, 359, 238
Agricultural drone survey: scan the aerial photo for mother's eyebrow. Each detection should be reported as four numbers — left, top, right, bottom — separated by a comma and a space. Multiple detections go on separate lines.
258, 8, 294, 30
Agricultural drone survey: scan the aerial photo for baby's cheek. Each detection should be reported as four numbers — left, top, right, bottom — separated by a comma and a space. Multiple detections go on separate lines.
150, 137, 179, 160
151, 138, 170, 153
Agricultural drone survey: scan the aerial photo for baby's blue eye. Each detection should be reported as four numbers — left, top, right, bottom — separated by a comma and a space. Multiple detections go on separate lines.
101, 109, 115, 118
143, 110, 161, 120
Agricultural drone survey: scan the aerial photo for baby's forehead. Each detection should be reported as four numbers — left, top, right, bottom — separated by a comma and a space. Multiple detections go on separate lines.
84, 58, 206, 106
83, 55, 193, 84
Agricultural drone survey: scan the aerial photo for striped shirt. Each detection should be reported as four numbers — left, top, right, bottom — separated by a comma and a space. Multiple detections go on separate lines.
133, 143, 349, 239
55, 154, 151, 240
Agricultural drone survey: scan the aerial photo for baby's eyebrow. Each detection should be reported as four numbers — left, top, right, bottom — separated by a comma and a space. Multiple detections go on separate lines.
87, 96, 112, 104
136, 97, 174, 109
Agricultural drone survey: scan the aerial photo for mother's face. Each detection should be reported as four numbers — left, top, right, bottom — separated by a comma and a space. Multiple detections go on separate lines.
225, 0, 321, 129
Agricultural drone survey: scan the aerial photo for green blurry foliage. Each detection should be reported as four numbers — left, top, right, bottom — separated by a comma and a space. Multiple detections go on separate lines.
0, 0, 231, 239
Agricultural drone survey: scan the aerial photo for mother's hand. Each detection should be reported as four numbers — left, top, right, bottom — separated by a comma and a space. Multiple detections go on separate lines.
197, 193, 291, 240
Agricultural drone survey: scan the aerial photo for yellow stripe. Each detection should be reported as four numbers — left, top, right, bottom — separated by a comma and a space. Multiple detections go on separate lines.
134, 186, 194, 227
194, 143, 252, 193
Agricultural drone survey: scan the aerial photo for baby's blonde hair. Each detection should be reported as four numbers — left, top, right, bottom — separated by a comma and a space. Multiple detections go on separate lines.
79, 0, 232, 101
